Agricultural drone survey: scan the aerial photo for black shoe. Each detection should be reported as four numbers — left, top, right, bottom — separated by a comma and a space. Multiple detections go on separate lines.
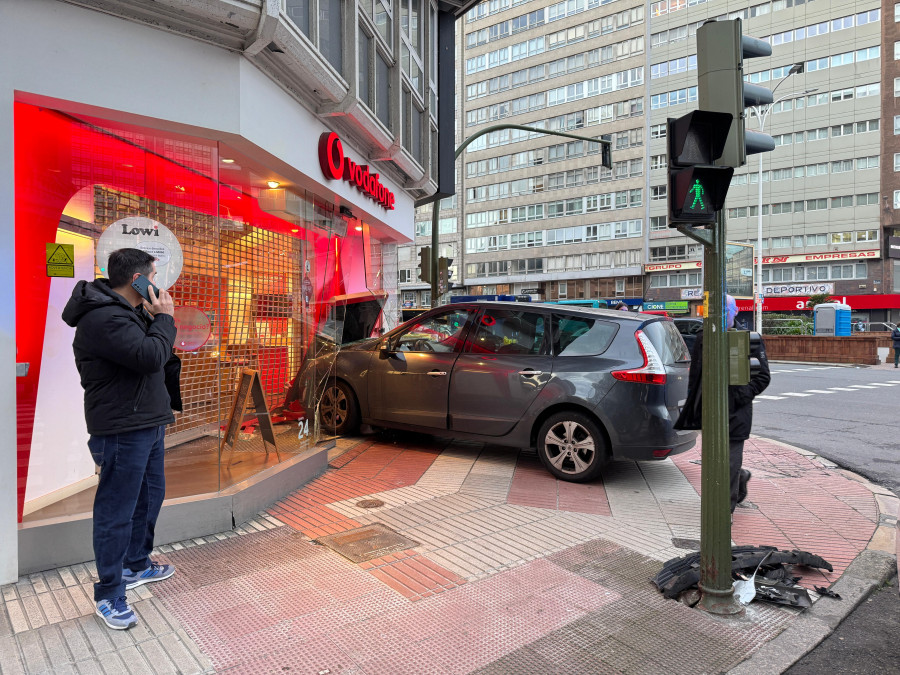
737, 469, 751, 503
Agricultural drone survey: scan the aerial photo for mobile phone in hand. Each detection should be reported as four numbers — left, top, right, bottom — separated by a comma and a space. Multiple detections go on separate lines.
131, 275, 161, 303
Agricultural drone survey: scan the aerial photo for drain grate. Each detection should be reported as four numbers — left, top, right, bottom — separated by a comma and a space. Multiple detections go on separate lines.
316, 523, 420, 563
356, 499, 385, 509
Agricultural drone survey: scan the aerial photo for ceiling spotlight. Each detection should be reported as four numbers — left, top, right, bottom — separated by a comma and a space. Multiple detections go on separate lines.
266, 180, 280, 189
291, 228, 299, 233
221, 158, 235, 164
354, 225, 363, 231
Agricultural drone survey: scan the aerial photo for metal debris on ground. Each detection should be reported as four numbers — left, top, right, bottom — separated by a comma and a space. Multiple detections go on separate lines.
651, 545, 832, 609
814, 585, 842, 600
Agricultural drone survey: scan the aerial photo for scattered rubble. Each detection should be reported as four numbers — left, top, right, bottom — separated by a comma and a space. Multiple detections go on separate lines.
652, 545, 834, 609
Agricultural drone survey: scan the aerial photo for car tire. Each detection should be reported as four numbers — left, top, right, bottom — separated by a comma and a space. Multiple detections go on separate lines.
536, 412, 608, 482
319, 380, 360, 436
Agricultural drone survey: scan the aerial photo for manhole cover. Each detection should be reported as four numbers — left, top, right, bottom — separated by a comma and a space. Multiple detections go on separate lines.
671, 538, 701, 551
316, 523, 419, 563
356, 499, 385, 509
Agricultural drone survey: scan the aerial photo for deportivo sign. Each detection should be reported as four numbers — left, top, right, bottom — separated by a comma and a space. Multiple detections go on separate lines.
318, 132, 395, 210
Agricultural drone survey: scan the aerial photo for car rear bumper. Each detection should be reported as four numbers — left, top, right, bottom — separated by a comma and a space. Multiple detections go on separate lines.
610, 429, 698, 461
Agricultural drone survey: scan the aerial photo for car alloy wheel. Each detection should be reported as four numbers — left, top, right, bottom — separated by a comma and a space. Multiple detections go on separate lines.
319, 380, 359, 435
537, 412, 607, 482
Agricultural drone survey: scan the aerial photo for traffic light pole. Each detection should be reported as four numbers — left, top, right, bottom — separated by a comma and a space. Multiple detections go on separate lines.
427, 124, 611, 306
677, 212, 743, 616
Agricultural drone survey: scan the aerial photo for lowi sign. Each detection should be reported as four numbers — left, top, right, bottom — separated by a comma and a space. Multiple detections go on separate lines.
318, 132, 395, 210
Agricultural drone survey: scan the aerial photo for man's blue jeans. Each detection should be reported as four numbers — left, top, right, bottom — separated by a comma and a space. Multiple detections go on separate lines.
88, 426, 166, 601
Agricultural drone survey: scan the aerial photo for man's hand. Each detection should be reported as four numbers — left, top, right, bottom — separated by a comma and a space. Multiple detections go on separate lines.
145, 286, 174, 317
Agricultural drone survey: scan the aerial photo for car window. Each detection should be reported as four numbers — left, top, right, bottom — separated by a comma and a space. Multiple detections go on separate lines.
466, 309, 547, 355
676, 320, 702, 336
552, 315, 618, 356
394, 309, 472, 353
643, 320, 691, 364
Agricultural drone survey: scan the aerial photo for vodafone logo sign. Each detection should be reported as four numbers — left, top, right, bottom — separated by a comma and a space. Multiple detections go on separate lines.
318, 132, 395, 210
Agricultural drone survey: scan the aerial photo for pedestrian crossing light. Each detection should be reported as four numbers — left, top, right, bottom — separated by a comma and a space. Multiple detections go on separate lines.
418, 246, 432, 284
697, 18, 776, 168
667, 111, 734, 226
437, 257, 452, 294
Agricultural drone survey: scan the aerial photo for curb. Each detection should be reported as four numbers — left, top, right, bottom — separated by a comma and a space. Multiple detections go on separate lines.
769, 360, 869, 368
728, 437, 899, 674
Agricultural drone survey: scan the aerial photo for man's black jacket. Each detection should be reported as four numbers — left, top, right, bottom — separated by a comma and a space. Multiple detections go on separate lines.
62, 278, 181, 436
674, 331, 771, 441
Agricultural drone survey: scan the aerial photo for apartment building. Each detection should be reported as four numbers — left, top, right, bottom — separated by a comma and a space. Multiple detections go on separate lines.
400, 0, 894, 324
648, 0, 886, 323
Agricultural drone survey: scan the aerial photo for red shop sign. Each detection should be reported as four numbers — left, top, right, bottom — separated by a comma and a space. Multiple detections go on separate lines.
735, 294, 900, 312
318, 132, 395, 210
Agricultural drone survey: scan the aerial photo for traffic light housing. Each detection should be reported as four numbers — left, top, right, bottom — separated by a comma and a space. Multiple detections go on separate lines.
418, 246, 432, 284
697, 18, 776, 168
667, 111, 735, 226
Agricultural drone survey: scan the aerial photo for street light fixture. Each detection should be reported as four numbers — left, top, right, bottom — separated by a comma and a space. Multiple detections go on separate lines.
750, 63, 815, 333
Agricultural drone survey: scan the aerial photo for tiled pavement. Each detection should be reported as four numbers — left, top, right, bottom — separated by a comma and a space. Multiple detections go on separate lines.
1, 433, 896, 675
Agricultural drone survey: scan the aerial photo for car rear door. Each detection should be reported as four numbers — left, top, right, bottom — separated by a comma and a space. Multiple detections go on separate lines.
368, 307, 474, 429
449, 307, 552, 436
641, 319, 692, 417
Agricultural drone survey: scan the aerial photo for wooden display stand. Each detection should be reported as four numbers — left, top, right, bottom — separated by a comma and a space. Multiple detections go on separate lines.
220, 368, 280, 466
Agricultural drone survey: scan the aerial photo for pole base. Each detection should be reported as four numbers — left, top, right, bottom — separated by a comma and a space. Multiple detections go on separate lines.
697, 582, 744, 616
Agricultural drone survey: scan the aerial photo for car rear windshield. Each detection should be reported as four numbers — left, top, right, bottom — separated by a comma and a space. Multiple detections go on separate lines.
643, 320, 691, 364
553, 314, 618, 356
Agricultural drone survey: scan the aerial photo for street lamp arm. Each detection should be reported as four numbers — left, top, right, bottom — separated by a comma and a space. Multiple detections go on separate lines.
453, 123, 611, 160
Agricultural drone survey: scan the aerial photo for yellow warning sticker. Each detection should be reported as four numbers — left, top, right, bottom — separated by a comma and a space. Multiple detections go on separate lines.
46, 243, 75, 277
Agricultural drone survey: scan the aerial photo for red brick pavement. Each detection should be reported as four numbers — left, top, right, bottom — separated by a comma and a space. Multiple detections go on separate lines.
671, 435, 879, 587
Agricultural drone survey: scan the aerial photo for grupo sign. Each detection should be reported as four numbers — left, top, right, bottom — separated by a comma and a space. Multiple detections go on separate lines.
762, 283, 834, 297
318, 132, 395, 210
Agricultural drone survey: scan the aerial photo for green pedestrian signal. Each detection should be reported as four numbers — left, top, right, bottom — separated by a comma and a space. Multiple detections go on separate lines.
688, 179, 706, 211
667, 111, 734, 226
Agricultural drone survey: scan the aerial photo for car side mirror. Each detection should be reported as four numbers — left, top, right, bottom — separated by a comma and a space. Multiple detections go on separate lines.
380, 339, 402, 359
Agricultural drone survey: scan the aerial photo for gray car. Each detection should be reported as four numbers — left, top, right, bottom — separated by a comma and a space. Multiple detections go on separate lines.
309, 302, 697, 482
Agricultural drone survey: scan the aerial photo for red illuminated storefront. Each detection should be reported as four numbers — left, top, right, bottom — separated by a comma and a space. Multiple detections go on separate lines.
13, 103, 393, 546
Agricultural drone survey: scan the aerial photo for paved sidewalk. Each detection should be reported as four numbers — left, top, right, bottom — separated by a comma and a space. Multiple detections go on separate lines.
1, 435, 896, 674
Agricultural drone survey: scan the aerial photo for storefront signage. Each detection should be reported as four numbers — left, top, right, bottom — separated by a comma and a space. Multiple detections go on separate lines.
46, 243, 74, 277
735, 294, 900, 312
756, 250, 880, 265
645, 250, 881, 273
762, 283, 834, 297
644, 261, 703, 272
643, 302, 666, 310
318, 132, 395, 210
173, 306, 212, 351
96, 217, 184, 290
888, 237, 900, 259
681, 288, 703, 299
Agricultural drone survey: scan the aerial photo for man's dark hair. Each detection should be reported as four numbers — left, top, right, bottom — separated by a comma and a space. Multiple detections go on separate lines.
108, 248, 155, 288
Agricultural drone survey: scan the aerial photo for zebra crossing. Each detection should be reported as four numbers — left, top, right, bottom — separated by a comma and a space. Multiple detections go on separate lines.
755, 379, 900, 402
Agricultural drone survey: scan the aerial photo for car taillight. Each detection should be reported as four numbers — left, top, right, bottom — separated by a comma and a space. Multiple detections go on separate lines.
652, 449, 672, 458
611, 329, 667, 385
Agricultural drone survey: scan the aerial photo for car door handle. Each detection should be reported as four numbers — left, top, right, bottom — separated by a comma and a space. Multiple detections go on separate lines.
518, 370, 543, 376
427, 370, 448, 377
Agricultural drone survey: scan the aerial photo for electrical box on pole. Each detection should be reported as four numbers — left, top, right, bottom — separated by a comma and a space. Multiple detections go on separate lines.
667, 111, 735, 226
697, 18, 776, 168
418, 246, 433, 284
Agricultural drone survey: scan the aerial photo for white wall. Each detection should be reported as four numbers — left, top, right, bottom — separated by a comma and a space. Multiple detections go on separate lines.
0, 0, 415, 582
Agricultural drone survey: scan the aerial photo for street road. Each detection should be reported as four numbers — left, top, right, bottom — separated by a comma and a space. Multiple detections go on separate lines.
751, 363, 900, 496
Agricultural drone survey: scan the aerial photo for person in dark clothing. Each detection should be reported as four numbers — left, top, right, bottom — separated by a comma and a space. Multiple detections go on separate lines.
892, 326, 900, 368
675, 295, 771, 518
62, 248, 181, 630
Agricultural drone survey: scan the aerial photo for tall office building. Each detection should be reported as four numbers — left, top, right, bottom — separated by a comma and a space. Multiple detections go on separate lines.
400, 0, 893, 325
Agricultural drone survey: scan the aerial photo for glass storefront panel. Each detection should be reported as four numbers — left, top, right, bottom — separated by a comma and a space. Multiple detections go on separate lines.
14, 102, 388, 525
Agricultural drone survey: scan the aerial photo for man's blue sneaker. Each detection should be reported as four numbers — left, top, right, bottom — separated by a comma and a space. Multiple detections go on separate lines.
123, 561, 176, 590
95, 596, 137, 630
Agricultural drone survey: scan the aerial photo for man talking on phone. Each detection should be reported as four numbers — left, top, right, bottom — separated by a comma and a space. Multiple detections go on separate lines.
62, 247, 181, 630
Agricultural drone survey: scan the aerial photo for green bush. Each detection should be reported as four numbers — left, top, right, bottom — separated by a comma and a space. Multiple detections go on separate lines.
762, 312, 813, 335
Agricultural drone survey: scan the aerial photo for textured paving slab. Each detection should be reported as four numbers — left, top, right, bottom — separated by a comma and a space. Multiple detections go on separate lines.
1, 433, 889, 674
